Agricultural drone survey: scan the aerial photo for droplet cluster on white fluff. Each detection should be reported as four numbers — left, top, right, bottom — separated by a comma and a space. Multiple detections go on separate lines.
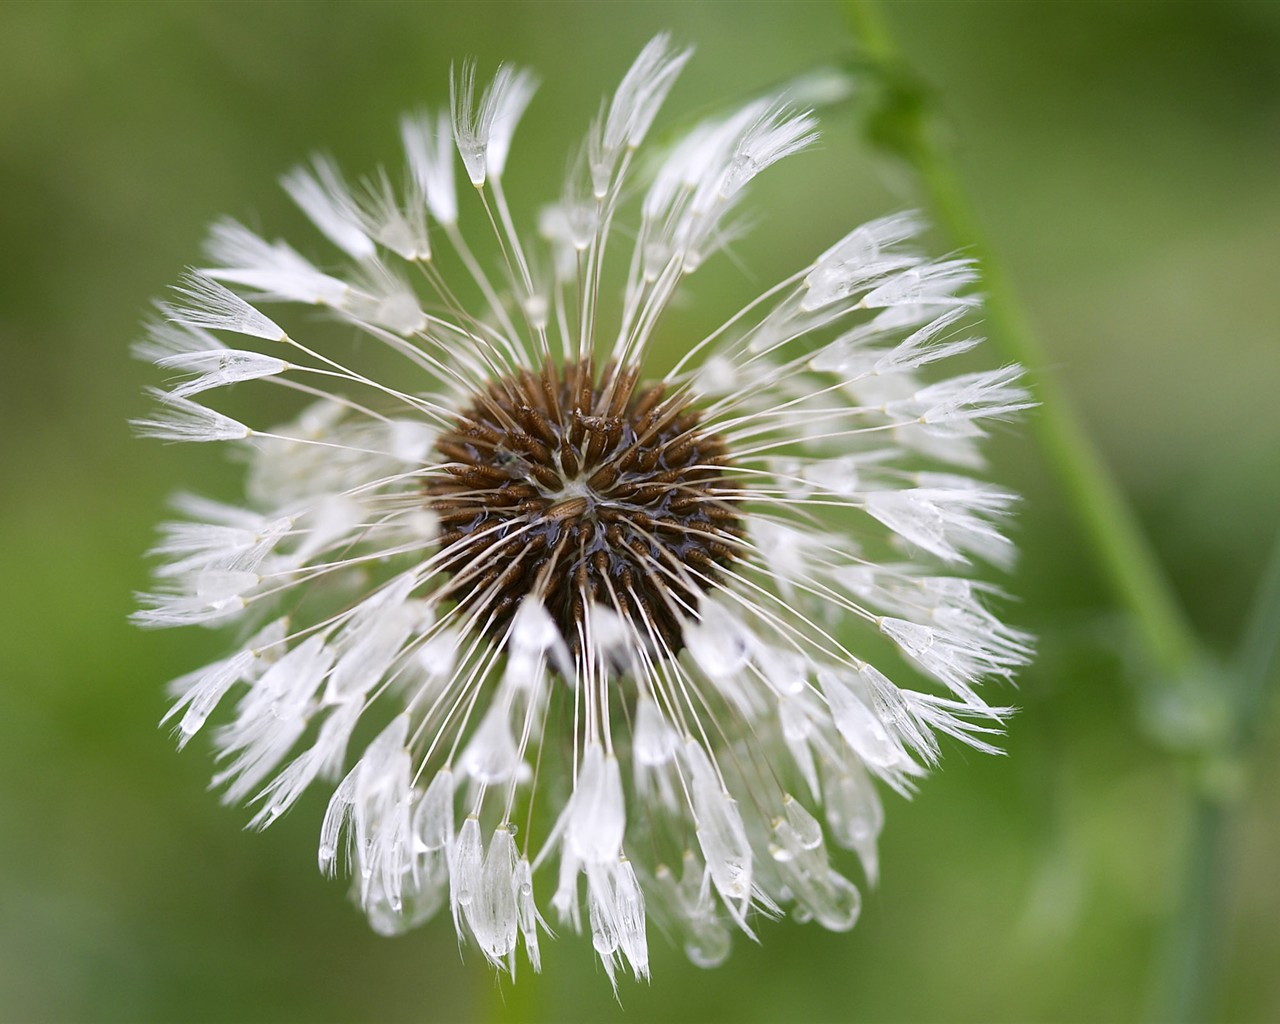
134, 36, 1031, 984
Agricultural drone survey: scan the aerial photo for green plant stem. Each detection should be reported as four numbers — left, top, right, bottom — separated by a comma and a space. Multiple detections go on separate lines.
1160, 794, 1229, 1024
1234, 533, 1280, 749
1160, 533, 1280, 1023
843, 0, 1199, 678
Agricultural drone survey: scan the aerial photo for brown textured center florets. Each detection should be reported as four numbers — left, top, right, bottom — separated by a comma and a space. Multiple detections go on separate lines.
425, 358, 742, 656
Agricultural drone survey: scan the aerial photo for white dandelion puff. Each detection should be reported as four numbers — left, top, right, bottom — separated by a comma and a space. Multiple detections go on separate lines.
200, 219, 352, 307
131, 388, 250, 444
349, 167, 432, 263
281, 155, 376, 261
135, 38, 1031, 984
451, 60, 539, 187
401, 109, 458, 226
161, 272, 288, 343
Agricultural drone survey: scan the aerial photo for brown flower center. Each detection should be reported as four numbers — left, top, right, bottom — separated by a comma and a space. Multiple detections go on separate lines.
425, 358, 742, 657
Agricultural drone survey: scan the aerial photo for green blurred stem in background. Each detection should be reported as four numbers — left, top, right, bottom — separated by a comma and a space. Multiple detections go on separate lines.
843, 3, 1280, 1023
1162, 536, 1280, 1022
843, 0, 1196, 678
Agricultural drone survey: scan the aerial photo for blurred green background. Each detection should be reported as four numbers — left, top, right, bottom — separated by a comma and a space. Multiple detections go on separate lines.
2, 1, 1278, 1021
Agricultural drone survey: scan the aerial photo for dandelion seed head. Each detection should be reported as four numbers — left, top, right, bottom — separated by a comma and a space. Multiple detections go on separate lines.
426, 357, 741, 653
135, 37, 1031, 984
